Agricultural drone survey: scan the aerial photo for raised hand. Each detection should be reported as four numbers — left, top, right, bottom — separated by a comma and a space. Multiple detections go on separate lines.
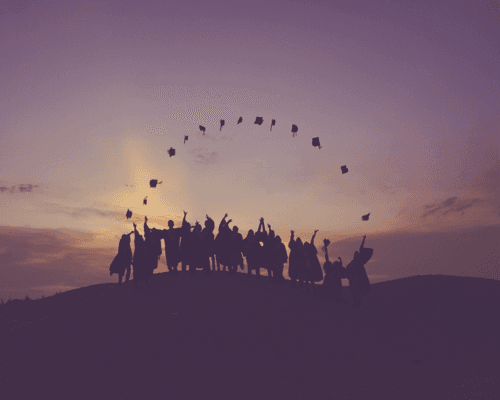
224, 213, 228, 218
184, 211, 187, 216
363, 235, 366, 239
206, 214, 209, 219
314, 230, 319, 234
267, 224, 271, 229
291, 230, 294, 234
145, 216, 148, 222
227, 219, 232, 224
133, 222, 137, 229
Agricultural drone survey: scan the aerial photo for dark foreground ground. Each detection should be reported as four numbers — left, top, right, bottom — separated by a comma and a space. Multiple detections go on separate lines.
1, 272, 499, 400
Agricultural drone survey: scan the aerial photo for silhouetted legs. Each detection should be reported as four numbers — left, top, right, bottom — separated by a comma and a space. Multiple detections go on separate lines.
181, 262, 188, 272
125, 266, 131, 282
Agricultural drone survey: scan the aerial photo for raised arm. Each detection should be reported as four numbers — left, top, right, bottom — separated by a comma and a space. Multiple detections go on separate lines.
323, 238, 330, 263
219, 213, 228, 232
144, 216, 150, 237
359, 235, 366, 252
311, 229, 319, 245
182, 211, 187, 226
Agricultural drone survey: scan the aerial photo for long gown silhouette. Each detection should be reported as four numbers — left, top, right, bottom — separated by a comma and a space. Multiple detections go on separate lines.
303, 231, 323, 294
203, 215, 216, 271
228, 226, 244, 273
262, 224, 275, 279
345, 236, 371, 307
132, 223, 152, 289
179, 219, 193, 273
272, 235, 288, 283
109, 231, 133, 284
162, 213, 186, 273
243, 229, 261, 277
288, 231, 306, 287
321, 239, 346, 303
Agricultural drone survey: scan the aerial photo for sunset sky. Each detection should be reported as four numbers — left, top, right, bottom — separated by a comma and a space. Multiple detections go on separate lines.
1, 0, 499, 300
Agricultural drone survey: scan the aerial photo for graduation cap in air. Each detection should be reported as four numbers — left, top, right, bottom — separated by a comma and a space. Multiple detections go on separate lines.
149, 180, 162, 188
291, 124, 298, 137
361, 213, 370, 221
143, 197, 148, 205
199, 125, 206, 135
341, 165, 348, 174
312, 137, 321, 149
220, 119, 225, 131
168, 147, 176, 157
270, 119, 276, 131
237, 117, 243, 124
254, 117, 264, 125
184, 135, 188, 144
126, 209, 132, 219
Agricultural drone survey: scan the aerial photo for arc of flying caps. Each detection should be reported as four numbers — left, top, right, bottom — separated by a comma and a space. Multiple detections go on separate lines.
220, 119, 225, 131
168, 147, 176, 157
291, 124, 298, 137
237, 117, 243, 124
199, 125, 206, 135
270, 119, 276, 131
361, 213, 370, 221
312, 137, 321, 149
341, 165, 348, 174
254, 117, 264, 126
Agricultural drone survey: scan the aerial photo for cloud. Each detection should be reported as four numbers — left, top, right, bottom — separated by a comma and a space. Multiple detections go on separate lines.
191, 148, 218, 165
0, 184, 39, 194
421, 197, 480, 219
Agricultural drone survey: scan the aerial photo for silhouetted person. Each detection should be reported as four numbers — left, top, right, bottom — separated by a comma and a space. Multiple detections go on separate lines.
229, 225, 244, 273
132, 223, 152, 289
303, 230, 323, 295
345, 235, 371, 308
288, 230, 306, 287
243, 228, 261, 277
203, 215, 216, 271
180, 218, 193, 273
144, 216, 162, 273
162, 212, 186, 273
262, 223, 275, 278
192, 222, 211, 274
215, 214, 230, 271
272, 235, 288, 284
320, 239, 346, 304
109, 231, 133, 284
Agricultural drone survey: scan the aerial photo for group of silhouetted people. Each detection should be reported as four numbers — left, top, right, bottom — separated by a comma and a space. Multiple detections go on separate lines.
109, 214, 373, 307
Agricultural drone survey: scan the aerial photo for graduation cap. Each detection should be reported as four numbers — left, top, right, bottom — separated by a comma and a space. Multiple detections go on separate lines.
199, 125, 206, 135
237, 117, 243, 124
361, 213, 370, 221
184, 135, 188, 144
254, 117, 264, 125
143, 197, 148, 205
220, 119, 225, 131
270, 119, 276, 131
312, 137, 321, 149
168, 147, 176, 157
126, 209, 132, 219
341, 165, 348, 174
149, 180, 162, 188
291, 124, 298, 137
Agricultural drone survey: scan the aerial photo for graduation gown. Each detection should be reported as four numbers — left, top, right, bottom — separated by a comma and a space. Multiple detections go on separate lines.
288, 240, 306, 280
109, 238, 132, 276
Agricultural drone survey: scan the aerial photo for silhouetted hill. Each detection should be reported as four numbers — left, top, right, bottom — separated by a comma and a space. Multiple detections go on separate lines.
1, 272, 499, 400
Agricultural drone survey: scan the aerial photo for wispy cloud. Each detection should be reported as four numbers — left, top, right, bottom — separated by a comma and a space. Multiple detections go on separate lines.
421, 197, 480, 218
191, 148, 218, 165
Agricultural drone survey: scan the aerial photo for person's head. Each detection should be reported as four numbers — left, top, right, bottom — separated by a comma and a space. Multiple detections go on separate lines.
232, 226, 239, 233
269, 230, 275, 239
183, 222, 191, 232
121, 234, 130, 243
168, 220, 174, 229
194, 223, 202, 233
353, 251, 360, 261
275, 235, 282, 244
296, 237, 303, 246
246, 229, 254, 238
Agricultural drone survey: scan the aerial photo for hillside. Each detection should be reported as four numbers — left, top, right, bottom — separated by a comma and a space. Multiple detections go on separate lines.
1, 272, 499, 400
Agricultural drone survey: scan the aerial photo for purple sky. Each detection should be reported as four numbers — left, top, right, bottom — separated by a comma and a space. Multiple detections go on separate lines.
0, 0, 499, 299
